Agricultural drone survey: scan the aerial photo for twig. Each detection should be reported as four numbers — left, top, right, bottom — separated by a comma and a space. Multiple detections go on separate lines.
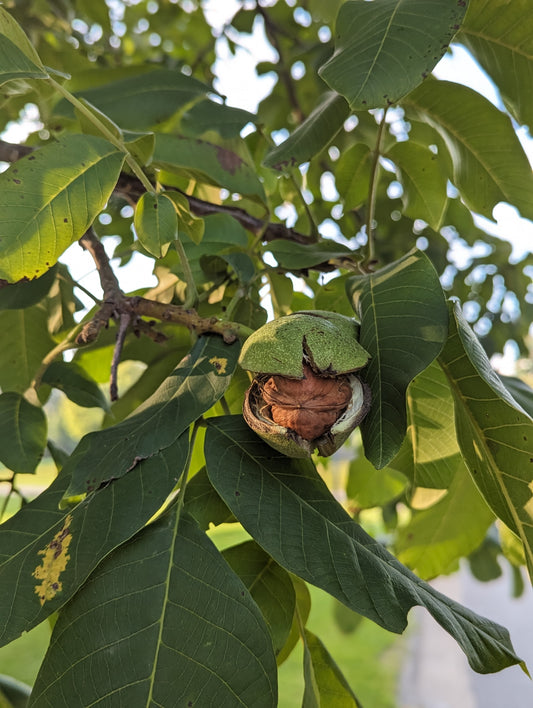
110, 312, 131, 401
79, 229, 121, 299
174, 238, 198, 309
115, 175, 317, 245
0, 139, 318, 246
128, 296, 253, 341
0, 141, 32, 162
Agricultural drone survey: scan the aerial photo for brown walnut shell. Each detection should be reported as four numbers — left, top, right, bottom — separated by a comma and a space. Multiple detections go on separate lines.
261, 364, 352, 440
243, 362, 371, 458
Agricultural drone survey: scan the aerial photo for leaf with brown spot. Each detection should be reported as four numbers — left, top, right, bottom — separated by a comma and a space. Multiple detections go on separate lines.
153, 133, 266, 204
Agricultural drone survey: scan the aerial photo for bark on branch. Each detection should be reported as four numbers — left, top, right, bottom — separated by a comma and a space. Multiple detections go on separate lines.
76, 229, 249, 398
0, 138, 317, 245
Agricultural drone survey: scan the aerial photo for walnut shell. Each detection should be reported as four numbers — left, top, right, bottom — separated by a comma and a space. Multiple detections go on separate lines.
243, 366, 371, 458
240, 311, 371, 457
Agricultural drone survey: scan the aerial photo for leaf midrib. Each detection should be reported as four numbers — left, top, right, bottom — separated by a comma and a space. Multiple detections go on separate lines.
355, 1, 402, 102
207, 420, 523, 669
438, 351, 533, 572
9, 148, 121, 247
402, 85, 512, 199
459, 21, 533, 60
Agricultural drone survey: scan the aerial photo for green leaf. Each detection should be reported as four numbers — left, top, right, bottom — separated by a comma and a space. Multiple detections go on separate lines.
0, 392, 47, 474
64, 336, 240, 496
181, 99, 256, 139
0, 432, 189, 647
396, 460, 495, 579
41, 361, 109, 410
457, 0, 533, 128
153, 133, 266, 203
46, 264, 83, 336
184, 466, 234, 530
401, 78, 533, 221
347, 249, 448, 469
222, 541, 295, 657
347, 452, 408, 508
102, 349, 189, 426
0, 7, 48, 86
401, 360, 462, 489
302, 629, 362, 708
335, 142, 373, 211
134, 191, 178, 258
0, 135, 125, 283
268, 239, 355, 270
0, 266, 56, 310
386, 141, 448, 230
319, 0, 467, 109
123, 130, 156, 166
499, 375, 533, 418
56, 69, 209, 130
204, 415, 525, 675
314, 274, 355, 317
180, 213, 250, 282
308, 0, 344, 24
277, 576, 311, 666
263, 92, 349, 170
163, 190, 205, 244
30, 510, 278, 708
205, 252, 256, 284
75, 97, 123, 141
0, 306, 55, 393
438, 303, 533, 578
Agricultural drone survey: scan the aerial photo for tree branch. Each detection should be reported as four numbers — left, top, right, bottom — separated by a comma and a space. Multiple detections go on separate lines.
76, 228, 251, 348
115, 175, 317, 245
0, 138, 317, 246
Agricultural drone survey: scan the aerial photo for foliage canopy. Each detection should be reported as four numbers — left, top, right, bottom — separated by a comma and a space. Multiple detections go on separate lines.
0, 0, 533, 705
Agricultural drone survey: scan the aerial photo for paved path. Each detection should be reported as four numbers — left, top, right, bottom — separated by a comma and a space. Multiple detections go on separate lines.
398, 566, 533, 708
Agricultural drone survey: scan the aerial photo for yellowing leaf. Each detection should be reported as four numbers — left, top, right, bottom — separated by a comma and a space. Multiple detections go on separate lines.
0, 135, 125, 282
33, 515, 73, 606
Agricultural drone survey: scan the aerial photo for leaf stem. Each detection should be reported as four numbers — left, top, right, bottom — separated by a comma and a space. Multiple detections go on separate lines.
48, 77, 154, 193
223, 285, 246, 322
57, 270, 101, 304
362, 108, 389, 272
289, 172, 319, 239
219, 396, 231, 416
30, 322, 85, 391
173, 418, 203, 517
174, 238, 199, 309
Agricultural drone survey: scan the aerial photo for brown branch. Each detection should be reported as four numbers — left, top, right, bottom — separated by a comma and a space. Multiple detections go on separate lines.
110, 312, 131, 401
0, 140, 32, 162
0, 138, 317, 246
181, 190, 318, 245
126, 296, 251, 340
115, 175, 317, 245
79, 229, 121, 299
